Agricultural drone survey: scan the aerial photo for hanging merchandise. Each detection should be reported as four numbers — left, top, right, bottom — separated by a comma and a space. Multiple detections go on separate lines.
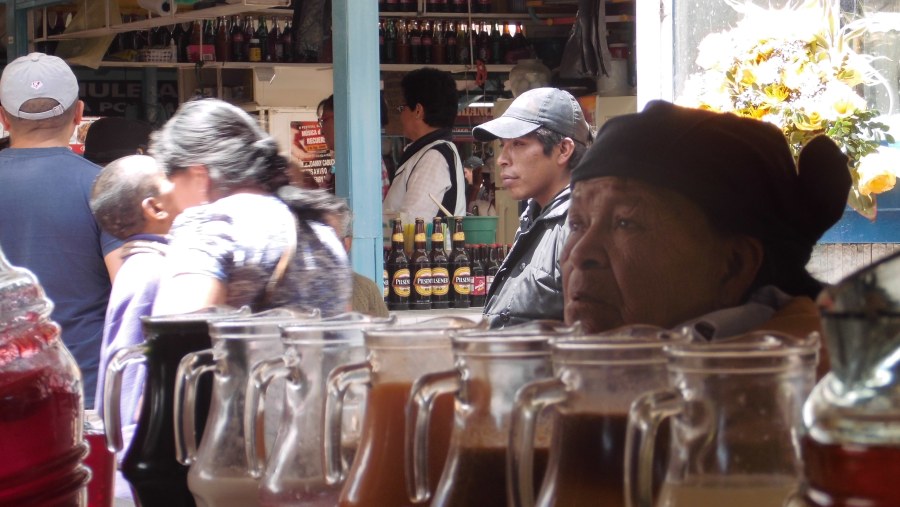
558, 0, 611, 79
291, 0, 328, 62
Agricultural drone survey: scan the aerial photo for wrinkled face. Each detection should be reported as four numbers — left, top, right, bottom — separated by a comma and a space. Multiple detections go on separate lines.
562, 177, 734, 333
496, 134, 566, 207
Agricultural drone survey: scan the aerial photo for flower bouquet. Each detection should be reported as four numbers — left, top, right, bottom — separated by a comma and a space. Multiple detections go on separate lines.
677, 0, 896, 219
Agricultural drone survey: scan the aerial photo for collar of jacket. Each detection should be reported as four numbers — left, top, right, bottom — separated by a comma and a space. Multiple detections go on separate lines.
521, 185, 571, 230
397, 128, 454, 168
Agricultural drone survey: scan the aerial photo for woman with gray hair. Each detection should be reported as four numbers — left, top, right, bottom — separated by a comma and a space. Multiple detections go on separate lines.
150, 98, 350, 317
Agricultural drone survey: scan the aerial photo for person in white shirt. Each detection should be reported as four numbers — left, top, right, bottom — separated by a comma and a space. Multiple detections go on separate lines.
383, 68, 466, 224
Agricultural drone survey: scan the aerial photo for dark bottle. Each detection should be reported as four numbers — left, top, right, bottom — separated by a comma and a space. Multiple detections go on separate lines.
268, 17, 281, 62
396, 19, 411, 64
386, 219, 410, 311
170, 23, 185, 62
378, 0, 386, 11
256, 16, 270, 62
445, 21, 457, 64
457, 22, 470, 65
470, 244, 486, 307
243, 16, 255, 61
399, 0, 415, 12
229, 15, 245, 62
476, 21, 491, 62
476, 0, 492, 13
215, 16, 230, 62
420, 20, 433, 64
281, 18, 294, 62
409, 218, 432, 310
501, 22, 513, 63
383, 18, 397, 63
451, 0, 467, 13
448, 217, 471, 308
426, 0, 441, 12
513, 22, 526, 51
432, 20, 445, 64
203, 18, 215, 47
384, 0, 399, 12
409, 20, 422, 64
378, 19, 386, 63
248, 37, 262, 62
489, 22, 502, 64
429, 217, 450, 309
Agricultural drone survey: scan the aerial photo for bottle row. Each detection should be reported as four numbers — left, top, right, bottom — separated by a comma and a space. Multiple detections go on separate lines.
380, 0, 497, 14
384, 217, 509, 311
379, 18, 530, 65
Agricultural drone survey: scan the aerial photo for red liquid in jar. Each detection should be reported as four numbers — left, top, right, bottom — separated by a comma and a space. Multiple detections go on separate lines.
0, 366, 88, 506
84, 429, 116, 507
801, 434, 900, 507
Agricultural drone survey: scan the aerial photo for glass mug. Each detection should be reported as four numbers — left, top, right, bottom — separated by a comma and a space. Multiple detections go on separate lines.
625, 331, 818, 507
174, 309, 318, 507
324, 316, 486, 507
407, 324, 568, 507
509, 326, 672, 507
245, 313, 395, 507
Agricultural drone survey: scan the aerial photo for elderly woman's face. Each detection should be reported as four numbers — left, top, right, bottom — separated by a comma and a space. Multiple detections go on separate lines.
562, 177, 741, 333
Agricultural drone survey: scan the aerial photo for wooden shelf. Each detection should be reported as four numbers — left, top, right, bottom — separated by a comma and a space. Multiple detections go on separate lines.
91, 61, 512, 73
36, 0, 289, 40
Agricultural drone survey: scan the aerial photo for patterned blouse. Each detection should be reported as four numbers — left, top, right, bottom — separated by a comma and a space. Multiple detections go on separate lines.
164, 193, 351, 316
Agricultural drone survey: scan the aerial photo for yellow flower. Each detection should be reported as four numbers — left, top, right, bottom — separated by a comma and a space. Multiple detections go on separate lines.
857, 148, 900, 196
795, 111, 824, 131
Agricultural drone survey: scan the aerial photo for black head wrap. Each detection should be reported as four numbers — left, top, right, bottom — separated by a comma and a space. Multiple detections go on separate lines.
572, 100, 851, 298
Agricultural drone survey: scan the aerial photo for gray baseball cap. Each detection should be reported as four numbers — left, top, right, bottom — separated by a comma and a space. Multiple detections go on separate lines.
472, 87, 591, 145
0, 53, 79, 120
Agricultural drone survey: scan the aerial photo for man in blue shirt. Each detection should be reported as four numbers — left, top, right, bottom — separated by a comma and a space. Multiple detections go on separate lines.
0, 53, 123, 407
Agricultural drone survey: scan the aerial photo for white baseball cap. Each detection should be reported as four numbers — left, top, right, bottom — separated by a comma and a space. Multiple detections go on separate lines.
0, 52, 79, 120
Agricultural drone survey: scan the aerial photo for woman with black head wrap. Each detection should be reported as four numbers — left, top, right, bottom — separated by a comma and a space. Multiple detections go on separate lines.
562, 101, 851, 377
149, 98, 350, 317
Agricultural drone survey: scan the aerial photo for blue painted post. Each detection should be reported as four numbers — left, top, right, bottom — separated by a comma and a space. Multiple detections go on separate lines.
331, 0, 384, 289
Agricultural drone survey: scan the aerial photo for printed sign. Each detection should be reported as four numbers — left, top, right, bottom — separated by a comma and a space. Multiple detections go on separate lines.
290, 120, 335, 193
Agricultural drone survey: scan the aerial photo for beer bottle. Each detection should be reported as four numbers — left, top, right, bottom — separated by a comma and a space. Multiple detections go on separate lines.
432, 20, 445, 65
383, 18, 397, 63
485, 244, 500, 295
387, 219, 410, 310
215, 16, 230, 62
281, 18, 294, 63
409, 20, 422, 65
256, 16, 270, 62
490, 22, 502, 64
269, 17, 281, 62
445, 21, 457, 65
229, 15, 245, 61
409, 218, 432, 310
243, 16, 254, 59
448, 217, 471, 308
500, 22, 513, 64
421, 20, 433, 65
470, 244, 486, 307
430, 217, 450, 309
397, 20, 411, 64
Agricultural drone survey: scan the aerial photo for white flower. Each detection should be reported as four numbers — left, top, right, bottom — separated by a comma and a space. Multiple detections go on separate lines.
857, 147, 900, 196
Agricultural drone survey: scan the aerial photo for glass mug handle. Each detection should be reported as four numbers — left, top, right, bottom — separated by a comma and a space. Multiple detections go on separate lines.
405, 369, 461, 504
624, 389, 683, 507
173, 349, 215, 465
508, 377, 568, 507
323, 362, 372, 485
243, 356, 290, 478
102, 344, 147, 453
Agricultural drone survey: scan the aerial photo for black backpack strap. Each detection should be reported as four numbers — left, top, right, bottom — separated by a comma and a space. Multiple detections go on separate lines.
432, 142, 460, 218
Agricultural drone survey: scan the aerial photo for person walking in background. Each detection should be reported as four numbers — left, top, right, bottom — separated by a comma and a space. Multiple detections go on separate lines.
472, 87, 593, 328
384, 68, 466, 223
0, 53, 123, 406
89, 154, 184, 501
279, 187, 390, 317
82, 116, 155, 166
149, 98, 351, 317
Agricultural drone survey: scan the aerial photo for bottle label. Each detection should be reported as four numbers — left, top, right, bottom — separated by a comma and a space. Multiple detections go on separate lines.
452, 266, 472, 295
413, 267, 433, 296
472, 275, 486, 296
383, 269, 389, 298
414, 233, 426, 242
431, 267, 450, 296
392, 233, 404, 242
452, 232, 465, 241
248, 47, 262, 62
432, 233, 444, 243
392, 268, 411, 298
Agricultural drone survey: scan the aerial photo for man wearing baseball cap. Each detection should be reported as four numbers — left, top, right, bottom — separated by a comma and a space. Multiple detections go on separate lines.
472, 87, 592, 328
0, 53, 123, 407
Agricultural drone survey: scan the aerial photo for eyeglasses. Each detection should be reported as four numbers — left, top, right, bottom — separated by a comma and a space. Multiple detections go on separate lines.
317, 114, 334, 127
395, 105, 408, 114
